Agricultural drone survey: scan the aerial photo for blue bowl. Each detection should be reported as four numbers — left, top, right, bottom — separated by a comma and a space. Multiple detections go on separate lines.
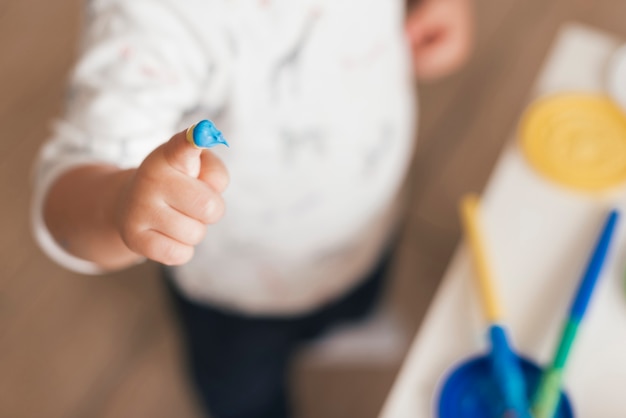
437, 355, 574, 418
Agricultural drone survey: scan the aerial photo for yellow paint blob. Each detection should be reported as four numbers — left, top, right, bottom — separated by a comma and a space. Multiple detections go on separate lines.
520, 93, 626, 191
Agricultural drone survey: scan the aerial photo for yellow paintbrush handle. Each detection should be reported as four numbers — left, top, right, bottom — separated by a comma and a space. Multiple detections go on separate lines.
460, 194, 503, 322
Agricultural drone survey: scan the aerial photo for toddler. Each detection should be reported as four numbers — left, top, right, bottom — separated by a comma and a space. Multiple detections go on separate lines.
32, 0, 473, 417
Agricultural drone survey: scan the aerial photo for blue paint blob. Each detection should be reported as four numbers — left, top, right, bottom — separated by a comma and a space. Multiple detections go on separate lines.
437, 355, 574, 418
192, 119, 229, 148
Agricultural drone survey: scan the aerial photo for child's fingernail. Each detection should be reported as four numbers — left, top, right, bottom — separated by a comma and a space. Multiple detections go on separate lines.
186, 120, 229, 149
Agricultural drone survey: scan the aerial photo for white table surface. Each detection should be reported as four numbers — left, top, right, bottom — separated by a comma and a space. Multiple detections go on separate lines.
380, 23, 626, 418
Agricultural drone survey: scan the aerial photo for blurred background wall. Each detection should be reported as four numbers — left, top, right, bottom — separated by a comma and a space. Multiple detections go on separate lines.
1, 0, 625, 417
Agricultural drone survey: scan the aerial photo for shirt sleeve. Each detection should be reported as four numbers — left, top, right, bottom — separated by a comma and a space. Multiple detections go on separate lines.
31, 0, 223, 274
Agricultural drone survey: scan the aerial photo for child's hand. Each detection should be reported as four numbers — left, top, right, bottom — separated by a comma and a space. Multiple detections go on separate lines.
115, 128, 229, 266
406, 0, 474, 81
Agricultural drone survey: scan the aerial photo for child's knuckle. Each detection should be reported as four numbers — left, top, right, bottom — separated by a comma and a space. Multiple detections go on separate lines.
195, 193, 220, 223
205, 196, 225, 223
161, 241, 193, 266
188, 224, 207, 245
211, 168, 230, 192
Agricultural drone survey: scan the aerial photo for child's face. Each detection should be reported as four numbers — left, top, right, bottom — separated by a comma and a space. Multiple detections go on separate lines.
406, 0, 474, 81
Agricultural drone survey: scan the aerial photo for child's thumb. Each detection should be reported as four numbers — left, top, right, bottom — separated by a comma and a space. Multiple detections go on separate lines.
162, 120, 228, 178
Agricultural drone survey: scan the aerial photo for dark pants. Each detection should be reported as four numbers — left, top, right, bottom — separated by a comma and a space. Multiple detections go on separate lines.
164, 251, 393, 418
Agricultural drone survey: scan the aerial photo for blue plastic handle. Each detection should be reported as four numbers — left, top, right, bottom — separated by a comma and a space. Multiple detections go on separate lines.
570, 210, 620, 321
489, 324, 530, 417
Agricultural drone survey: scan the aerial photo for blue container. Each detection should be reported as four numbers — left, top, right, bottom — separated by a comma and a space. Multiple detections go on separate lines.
437, 355, 574, 418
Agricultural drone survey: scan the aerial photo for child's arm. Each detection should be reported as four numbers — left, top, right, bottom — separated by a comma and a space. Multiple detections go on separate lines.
43, 164, 139, 270
32, 0, 231, 273
43, 130, 228, 270
406, 0, 474, 80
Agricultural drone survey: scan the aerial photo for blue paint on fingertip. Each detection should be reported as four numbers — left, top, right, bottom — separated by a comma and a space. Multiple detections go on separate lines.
193, 119, 229, 148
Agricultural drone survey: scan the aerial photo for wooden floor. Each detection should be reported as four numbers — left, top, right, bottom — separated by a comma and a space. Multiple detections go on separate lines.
1, 0, 625, 417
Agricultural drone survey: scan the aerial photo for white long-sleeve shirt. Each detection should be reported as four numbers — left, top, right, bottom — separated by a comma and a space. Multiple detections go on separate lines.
32, 0, 417, 315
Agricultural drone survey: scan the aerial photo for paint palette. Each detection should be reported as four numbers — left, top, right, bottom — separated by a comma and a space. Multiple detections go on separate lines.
437, 355, 573, 418
520, 93, 626, 192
